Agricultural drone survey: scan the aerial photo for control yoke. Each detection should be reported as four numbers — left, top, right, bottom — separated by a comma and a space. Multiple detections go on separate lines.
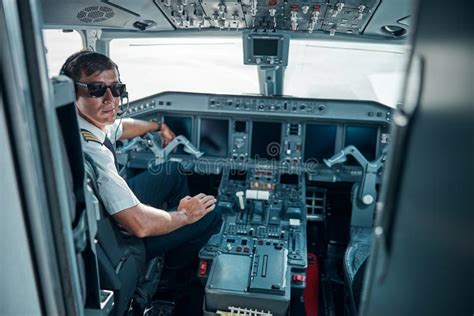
324, 145, 387, 205
145, 133, 204, 165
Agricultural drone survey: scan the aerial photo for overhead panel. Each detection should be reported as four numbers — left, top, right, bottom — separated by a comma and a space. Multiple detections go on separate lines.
200, 0, 247, 29
320, 0, 380, 35
41, 0, 397, 37
154, 0, 246, 29
155, 0, 380, 35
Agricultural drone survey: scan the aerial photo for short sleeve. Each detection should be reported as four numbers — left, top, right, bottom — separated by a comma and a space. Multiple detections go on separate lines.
82, 139, 139, 215
95, 157, 140, 215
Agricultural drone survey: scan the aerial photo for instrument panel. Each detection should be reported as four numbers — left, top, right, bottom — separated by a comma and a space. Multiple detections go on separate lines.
121, 91, 391, 314
121, 92, 391, 183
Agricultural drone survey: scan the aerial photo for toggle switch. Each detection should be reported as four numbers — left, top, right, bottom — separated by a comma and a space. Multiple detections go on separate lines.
290, 11, 298, 31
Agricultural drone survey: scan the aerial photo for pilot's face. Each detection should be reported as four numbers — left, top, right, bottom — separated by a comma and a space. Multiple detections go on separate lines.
75, 68, 120, 130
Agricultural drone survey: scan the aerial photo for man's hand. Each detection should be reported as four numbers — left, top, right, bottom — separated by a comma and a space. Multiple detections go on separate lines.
160, 123, 176, 147
178, 193, 216, 224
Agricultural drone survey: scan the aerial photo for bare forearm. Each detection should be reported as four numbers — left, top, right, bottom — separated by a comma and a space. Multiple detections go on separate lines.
113, 203, 189, 237
120, 118, 159, 140
113, 194, 216, 238
138, 204, 189, 236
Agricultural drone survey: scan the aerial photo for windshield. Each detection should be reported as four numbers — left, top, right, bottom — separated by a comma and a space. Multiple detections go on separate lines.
111, 37, 259, 101
43, 30, 83, 76
285, 40, 407, 107
111, 37, 408, 107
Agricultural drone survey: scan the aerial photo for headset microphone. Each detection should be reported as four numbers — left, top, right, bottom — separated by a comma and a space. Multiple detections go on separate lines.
117, 91, 129, 117
113, 91, 129, 142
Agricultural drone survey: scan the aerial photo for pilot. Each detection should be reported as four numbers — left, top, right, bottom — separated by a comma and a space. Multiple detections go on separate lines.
60, 50, 221, 280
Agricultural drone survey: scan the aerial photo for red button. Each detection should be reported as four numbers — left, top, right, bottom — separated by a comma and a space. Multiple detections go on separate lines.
236, 246, 242, 252
199, 261, 208, 276
292, 274, 306, 282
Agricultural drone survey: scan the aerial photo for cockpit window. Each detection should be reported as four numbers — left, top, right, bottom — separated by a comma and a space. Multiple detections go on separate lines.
43, 30, 83, 76
285, 39, 408, 107
110, 36, 408, 107
110, 37, 259, 101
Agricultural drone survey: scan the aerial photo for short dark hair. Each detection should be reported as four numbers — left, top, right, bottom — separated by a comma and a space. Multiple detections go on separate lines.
60, 50, 119, 82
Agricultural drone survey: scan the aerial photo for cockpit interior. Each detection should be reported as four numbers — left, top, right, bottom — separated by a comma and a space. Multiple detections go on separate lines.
1, 0, 472, 316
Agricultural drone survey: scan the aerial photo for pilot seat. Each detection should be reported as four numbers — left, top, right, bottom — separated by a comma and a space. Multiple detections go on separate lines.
53, 76, 164, 316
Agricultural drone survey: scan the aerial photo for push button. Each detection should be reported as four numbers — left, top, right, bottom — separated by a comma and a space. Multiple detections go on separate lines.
292, 274, 306, 282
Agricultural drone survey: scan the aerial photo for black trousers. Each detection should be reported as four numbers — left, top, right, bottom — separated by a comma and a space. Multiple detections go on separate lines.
127, 162, 221, 268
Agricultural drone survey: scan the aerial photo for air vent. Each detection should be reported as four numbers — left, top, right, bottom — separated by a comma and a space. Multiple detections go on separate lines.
77, 6, 114, 23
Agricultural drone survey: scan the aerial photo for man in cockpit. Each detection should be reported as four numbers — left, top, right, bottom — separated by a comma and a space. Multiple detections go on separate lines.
60, 50, 221, 279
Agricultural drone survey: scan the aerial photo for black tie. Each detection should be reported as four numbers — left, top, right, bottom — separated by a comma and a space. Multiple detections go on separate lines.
103, 136, 119, 171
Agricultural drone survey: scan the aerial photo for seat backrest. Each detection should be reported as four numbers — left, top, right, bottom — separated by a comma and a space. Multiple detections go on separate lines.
83, 154, 147, 315
345, 244, 370, 314
343, 229, 372, 316
53, 77, 101, 310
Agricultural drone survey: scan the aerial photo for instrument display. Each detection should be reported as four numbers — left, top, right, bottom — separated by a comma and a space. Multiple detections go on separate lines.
251, 121, 282, 161
199, 118, 229, 158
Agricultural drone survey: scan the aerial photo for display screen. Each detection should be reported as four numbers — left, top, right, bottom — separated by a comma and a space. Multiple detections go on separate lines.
304, 124, 337, 162
251, 121, 282, 161
344, 126, 378, 165
253, 38, 279, 57
199, 118, 229, 157
163, 116, 192, 155
280, 173, 299, 185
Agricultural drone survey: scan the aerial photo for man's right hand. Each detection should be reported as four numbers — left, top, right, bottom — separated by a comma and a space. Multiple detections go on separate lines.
178, 193, 216, 225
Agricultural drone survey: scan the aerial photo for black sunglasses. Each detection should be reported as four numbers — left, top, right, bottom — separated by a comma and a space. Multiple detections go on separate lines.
75, 82, 126, 98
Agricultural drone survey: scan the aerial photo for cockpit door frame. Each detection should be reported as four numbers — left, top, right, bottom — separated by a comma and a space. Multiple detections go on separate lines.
1, 0, 86, 315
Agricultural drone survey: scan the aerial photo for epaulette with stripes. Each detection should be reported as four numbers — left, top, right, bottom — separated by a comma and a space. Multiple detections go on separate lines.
80, 128, 102, 145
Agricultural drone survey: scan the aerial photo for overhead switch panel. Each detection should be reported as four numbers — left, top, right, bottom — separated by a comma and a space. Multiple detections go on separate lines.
154, 0, 380, 34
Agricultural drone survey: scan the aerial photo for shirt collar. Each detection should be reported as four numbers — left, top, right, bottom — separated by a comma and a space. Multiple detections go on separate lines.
77, 115, 107, 143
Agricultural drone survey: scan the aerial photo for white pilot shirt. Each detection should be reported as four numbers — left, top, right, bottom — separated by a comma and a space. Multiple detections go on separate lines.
78, 116, 140, 215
